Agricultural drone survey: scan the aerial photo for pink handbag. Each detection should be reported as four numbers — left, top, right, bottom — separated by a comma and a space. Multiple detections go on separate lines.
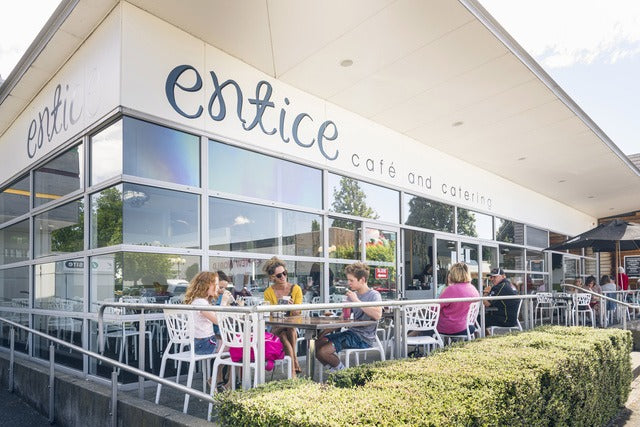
228, 331, 285, 371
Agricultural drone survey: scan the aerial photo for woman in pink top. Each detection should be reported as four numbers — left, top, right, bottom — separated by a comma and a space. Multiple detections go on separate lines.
438, 262, 480, 335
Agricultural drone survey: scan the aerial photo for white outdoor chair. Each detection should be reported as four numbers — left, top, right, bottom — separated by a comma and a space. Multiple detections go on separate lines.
440, 301, 481, 344
553, 292, 572, 326
208, 312, 291, 421
572, 293, 595, 327
318, 334, 386, 383
534, 292, 557, 325
404, 304, 444, 356
487, 299, 523, 335
155, 310, 220, 414
101, 300, 154, 370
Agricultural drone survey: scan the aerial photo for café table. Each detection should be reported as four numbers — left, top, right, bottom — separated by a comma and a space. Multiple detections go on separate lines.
266, 315, 377, 379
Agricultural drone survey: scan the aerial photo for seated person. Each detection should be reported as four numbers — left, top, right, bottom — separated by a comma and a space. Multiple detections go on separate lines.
316, 262, 381, 372
438, 263, 480, 336
483, 268, 519, 329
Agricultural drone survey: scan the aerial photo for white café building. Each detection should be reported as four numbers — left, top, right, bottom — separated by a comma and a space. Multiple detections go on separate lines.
0, 0, 639, 379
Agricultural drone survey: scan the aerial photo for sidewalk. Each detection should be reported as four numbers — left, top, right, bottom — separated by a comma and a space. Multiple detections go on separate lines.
609, 352, 640, 426
0, 387, 50, 427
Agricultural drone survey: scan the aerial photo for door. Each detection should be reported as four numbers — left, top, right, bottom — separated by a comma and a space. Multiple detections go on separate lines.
402, 229, 435, 300
363, 224, 398, 300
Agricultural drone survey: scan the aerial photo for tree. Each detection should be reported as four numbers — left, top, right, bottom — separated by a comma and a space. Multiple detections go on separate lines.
405, 197, 454, 232
50, 202, 84, 252
93, 186, 123, 247
331, 177, 378, 230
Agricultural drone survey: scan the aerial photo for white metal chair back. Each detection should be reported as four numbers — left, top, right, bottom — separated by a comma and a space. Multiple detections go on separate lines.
405, 304, 440, 332
168, 295, 184, 304
163, 310, 195, 348
536, 292, 553, 305
466, 301, 481, 329
217, 312, 254, 349
574, 293, 591, 306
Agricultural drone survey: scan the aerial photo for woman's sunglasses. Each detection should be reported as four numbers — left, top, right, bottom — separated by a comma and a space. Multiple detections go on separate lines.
274, 271, 288, 279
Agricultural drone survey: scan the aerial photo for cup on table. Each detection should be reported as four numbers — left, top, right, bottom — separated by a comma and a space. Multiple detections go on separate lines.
342, 307, 351, 320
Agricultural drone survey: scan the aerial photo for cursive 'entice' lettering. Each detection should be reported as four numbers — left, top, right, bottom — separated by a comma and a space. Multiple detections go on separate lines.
26, 84, 82, 159
165, 65, 339, 161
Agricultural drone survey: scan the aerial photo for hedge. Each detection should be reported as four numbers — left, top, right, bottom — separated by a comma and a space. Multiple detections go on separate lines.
213, 327, 632, 426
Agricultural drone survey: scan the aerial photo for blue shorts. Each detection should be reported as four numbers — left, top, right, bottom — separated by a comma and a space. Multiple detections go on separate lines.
194, 336, 217, 355
326, 330, 371, 353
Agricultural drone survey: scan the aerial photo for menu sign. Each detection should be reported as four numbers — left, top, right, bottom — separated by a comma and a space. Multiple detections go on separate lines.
624, 256, 640, 277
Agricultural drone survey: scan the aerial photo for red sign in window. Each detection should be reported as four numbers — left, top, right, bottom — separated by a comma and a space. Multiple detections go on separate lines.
375, 268, 389, 279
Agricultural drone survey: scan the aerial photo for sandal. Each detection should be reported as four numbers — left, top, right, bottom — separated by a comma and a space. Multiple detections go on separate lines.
216, 381, 230, 393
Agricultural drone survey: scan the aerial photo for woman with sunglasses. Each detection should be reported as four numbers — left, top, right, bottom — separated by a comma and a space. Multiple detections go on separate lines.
263, 256, 303, 376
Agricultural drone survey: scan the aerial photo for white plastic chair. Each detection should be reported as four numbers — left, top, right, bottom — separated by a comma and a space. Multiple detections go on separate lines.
155, 310, 220, 414
101, 299, 154, 370
318, 333, 386, 383
404, 304, 444, 356
487, 299, 523, 335
553, 292, 572, 326
440, 301, 481, 344
534, 292, 557, 325
573, 293, 595, 327
208, 312, 291, 421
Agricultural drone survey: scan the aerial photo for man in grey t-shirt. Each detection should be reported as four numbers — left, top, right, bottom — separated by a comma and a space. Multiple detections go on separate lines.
316, 262, 382, 372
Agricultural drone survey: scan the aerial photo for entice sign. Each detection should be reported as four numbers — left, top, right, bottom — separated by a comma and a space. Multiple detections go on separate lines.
375, 268, 389, 279
165, 65, 340, 161
26, 84, 83, 159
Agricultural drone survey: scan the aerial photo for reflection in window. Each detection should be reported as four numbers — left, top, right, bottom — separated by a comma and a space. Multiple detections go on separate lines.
0, 267, 29, 352
34, 144, 83, 207
457, 208, 492, 239
35, 199, 84, 257
527, 274, 548, 293
328, 173, 399, 223
404, 194, 454, 233
526, 250, 545, 272
210, 140, 321, 209
34, 258, 84, 309
0, 220, 29, 265
90, 185, 123, 248
365, 228, 396, 266
499, 245, 524, 271
34, 313, 83, 370
209, 256, 268, 299
209, 198, 322, 256
495, 218, 524, 244
482, 246, 498, 279
0, 175, 30, 224
90, 252, 200, 308
124, 117, 200, 186
91, 119, 123, 184
91, 184, 199, 249
403, 229, 434, 293
328, 262, 398, 301
329, 217, 361, 260
526, 226, 548, 248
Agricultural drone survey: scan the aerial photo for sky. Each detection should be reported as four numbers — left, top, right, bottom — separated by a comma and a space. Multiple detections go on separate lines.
0, 1, 639, 155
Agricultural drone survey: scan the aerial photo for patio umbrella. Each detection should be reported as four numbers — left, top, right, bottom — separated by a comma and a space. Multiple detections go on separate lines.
545, 219, 640, 283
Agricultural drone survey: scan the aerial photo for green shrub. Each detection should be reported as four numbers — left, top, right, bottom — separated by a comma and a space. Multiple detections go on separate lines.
214, 327, 631, 426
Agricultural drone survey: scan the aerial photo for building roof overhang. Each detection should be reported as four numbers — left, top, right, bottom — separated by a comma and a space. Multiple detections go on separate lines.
1, 0, 638, 219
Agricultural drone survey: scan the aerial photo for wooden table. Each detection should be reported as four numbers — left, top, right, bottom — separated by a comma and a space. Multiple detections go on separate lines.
266, 315, 377, 379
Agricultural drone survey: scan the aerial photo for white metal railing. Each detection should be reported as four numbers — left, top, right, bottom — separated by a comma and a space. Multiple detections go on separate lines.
560, 284, 640, 329
0, 315, 217, 426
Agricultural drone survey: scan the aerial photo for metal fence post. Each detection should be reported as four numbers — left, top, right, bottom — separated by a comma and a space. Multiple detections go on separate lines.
242, 312, 252, 390
111, 370, 118, 427
49, 344, 55, 424
138, 309, 146, 400
9, 327, 15, 392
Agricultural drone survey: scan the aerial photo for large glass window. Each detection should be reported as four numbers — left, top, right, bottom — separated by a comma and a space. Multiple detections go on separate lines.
499, 245, 524, 271
90, 252, 200, 308
0, 175, 30, 224
90, 184, 199, 249
457, 208, 493, 239
526, 225, 548, 248
0, 219, 29, 265
91, 120, 123, 184
0, 267, 29, 352
209, 140, 321, 209
124, 117, 200, 186
34, 258, 84, 310
91, 118, 200, 187
495, 218, 525, 245
329, 173, 399, 223
403, 194, 454, 233
209, 198, 322, 256
34, 199, 84, 257
34, 144, 83, 207
526, 250, 546, 292
329, 217, 361, 260
209, 256, 319, 303
403, 229, 434, 294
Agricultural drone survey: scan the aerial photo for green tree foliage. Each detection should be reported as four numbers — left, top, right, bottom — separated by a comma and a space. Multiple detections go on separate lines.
405, 197, 453, 232
50, 203, 84, 253
331, 177, 378, 230
93, 186, 123, 247
457, 209, 478, 237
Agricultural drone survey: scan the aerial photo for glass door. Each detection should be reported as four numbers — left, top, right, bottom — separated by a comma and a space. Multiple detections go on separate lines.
460, 241, 480, 289
481, 244, 498, 292
363, 224, 398, 300
435, 238, 457, 296
402, 229, 435, 300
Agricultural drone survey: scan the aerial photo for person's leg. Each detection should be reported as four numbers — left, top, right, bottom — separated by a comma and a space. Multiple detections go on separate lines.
277, 330, 297, 378
286, 328, 301, 373
315, 336, 340, 368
